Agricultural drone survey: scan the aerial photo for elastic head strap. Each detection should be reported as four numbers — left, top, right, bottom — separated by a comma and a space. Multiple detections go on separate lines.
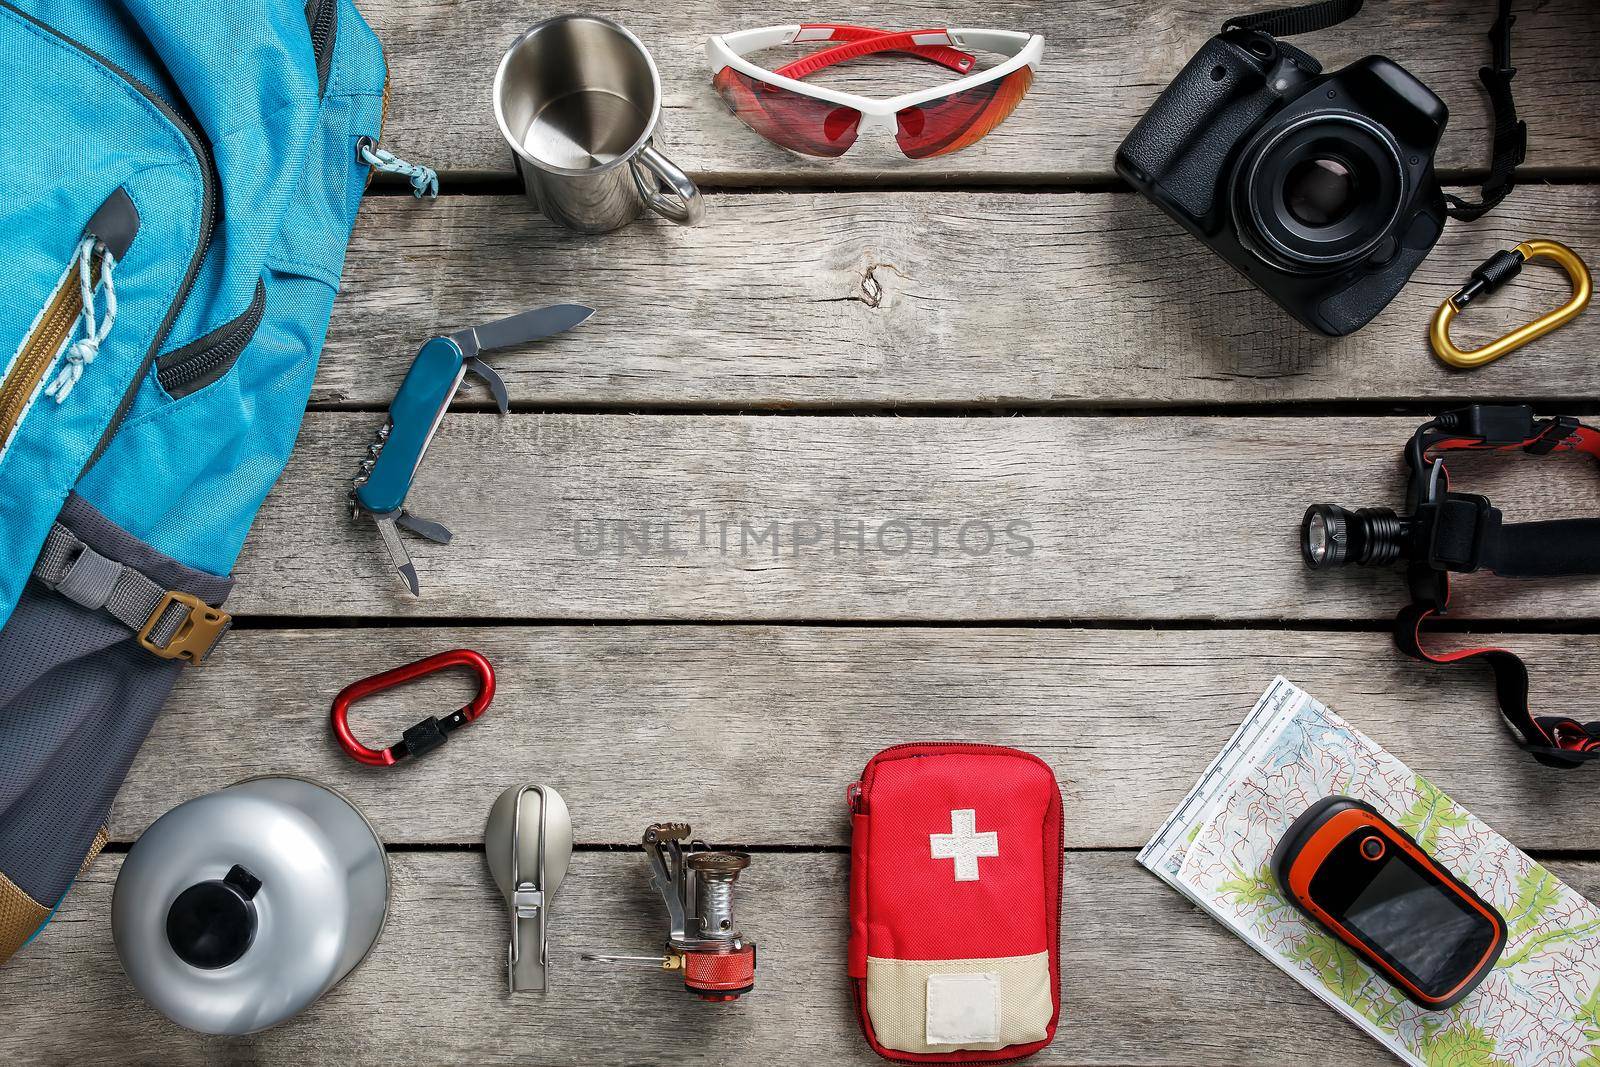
1394, 604, 1599, 769
1396, 410, 1600, 769
1420, 418, 1600, 465
1410, 413, 1600, 581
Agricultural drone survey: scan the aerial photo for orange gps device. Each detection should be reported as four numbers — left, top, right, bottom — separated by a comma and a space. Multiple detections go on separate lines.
1271, 796, 1505, 1010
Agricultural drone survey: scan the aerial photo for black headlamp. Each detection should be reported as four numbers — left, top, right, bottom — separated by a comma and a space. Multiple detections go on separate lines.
1301, 504, 1410, 569
1301, 404, 1600, 769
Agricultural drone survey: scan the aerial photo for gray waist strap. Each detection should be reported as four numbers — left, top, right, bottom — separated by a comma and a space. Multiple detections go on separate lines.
33, 523, 231, 664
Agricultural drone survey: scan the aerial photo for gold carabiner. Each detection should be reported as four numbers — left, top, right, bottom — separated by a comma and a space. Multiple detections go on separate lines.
1430, 240, 1591, 369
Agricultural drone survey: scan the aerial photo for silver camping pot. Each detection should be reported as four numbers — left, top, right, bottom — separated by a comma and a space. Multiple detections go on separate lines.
111, 776, 389, 1035
493, 14, 703, 233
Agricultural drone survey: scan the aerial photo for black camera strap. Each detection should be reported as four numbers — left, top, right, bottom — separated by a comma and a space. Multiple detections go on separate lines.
1223, 0, 1525, 222
1442, 0, 1526, 222
1393, 408, 1600, 769
1222, 0, 1366, 38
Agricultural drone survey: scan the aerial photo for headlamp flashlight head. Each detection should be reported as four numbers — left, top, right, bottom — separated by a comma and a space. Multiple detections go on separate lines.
1301, 504, 1407, 569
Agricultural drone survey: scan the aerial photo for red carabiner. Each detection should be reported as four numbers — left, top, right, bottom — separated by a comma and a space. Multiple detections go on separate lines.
330, 649, 495, 767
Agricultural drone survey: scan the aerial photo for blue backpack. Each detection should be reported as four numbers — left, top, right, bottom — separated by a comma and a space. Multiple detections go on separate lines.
0, 0, 425, 961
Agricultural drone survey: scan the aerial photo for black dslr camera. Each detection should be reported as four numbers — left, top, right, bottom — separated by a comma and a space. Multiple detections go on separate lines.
1116, 2, 1523, 337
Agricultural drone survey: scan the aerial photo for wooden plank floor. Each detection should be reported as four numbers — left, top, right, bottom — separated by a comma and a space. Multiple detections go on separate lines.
7, 1, 1600, 1063
322, 188, 1600, 409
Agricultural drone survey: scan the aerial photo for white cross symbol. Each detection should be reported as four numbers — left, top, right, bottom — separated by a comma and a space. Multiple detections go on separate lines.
930, 809, 999, 882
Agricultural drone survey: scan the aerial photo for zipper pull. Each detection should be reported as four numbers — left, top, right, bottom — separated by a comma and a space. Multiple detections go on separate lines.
357, 136, 438, 199
846, 781, 863, 813
45, 236, 118, 403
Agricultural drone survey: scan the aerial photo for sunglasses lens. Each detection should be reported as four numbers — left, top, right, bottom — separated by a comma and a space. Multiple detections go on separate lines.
713, 67, 862, 157
894, 67, 1034, 159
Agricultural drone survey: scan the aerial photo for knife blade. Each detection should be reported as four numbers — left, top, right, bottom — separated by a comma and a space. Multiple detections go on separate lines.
451, 303, 595, 360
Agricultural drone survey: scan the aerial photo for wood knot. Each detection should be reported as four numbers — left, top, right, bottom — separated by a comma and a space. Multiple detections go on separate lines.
858, 262, 903, 308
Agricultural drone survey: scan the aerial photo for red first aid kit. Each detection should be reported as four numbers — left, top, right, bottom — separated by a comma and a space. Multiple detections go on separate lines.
848, 743, 1063, 1061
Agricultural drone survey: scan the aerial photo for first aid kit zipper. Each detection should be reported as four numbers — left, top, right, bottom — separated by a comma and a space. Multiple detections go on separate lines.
0, 3, 219, 469
848, 741, 1034, 813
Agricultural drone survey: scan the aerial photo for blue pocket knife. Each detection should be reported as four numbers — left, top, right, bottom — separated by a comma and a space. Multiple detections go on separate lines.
351, 304, 594, 594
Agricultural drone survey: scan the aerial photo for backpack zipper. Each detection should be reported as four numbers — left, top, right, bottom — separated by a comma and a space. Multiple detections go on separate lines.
0, 189, 138, 456
306, 0, 338, 95
0, 2, 220, 470
155, 280, 267, 397
0, 255, 102, 450
152, 0, 338, 400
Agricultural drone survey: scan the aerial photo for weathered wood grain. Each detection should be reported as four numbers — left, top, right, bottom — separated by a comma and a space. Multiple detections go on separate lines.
362, 0, 1600, 183
233, 412, 1600, 621
321, 186, 1600, 408
113, 626, 1600, 851
25, 847, 1591, 1065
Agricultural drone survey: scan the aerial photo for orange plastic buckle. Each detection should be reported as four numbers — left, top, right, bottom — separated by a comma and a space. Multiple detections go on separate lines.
137, 590, 231, 664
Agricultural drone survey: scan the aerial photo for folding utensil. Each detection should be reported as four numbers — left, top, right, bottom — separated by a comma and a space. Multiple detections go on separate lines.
485, 784, 573, 992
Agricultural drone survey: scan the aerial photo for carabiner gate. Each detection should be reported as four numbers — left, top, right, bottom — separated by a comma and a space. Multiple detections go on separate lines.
330, 648, 496, 766
1430, 239, 1592, 369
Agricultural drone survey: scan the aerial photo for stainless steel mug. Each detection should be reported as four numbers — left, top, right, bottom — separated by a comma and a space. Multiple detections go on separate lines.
493, 15, 703, 233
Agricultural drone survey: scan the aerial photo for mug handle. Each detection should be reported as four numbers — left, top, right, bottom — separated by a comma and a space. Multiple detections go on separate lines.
631, 144, 704, 226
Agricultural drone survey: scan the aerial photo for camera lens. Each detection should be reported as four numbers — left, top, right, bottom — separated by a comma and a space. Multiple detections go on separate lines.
1284, 156, 1355, 227
1301, 504, 1408, 569
1235, 113, 1404, 271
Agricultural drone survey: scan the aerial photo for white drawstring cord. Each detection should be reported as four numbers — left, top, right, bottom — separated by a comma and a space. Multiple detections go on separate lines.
46, 237, 117, 403
360, 142, 439, 199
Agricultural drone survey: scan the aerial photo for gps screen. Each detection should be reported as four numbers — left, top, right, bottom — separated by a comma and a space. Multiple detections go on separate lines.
1342, 851, 1495, 995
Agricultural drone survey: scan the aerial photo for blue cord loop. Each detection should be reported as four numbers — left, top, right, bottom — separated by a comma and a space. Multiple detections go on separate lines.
46, 236, 117, 403
359, 140, 439, 199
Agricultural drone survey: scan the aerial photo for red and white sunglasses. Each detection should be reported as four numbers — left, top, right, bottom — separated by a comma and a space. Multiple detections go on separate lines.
705, 24, 1044, 159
